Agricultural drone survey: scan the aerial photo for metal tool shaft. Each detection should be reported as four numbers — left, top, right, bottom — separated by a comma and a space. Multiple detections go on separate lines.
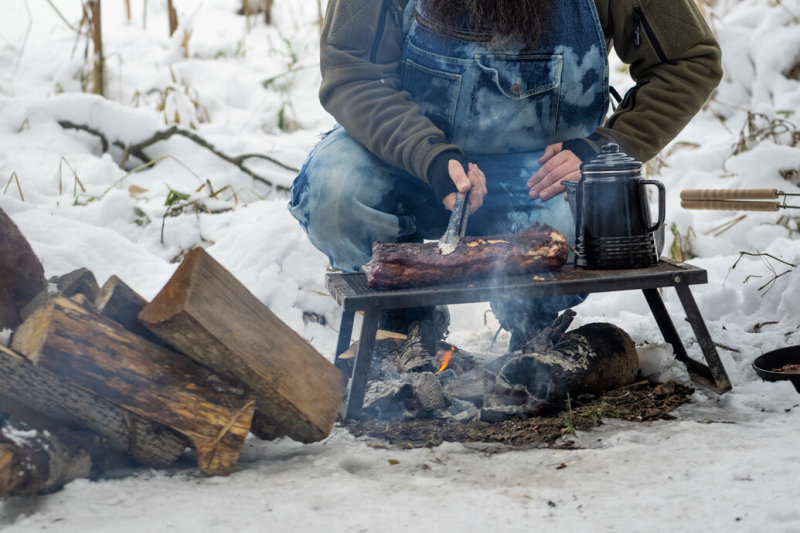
437, 191, 469, 255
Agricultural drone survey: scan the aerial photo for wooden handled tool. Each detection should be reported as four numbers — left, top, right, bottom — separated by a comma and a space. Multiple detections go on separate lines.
680, 189, 799, 211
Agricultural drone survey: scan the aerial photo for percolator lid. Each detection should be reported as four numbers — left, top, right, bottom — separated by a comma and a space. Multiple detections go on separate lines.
580, 143, 642, 173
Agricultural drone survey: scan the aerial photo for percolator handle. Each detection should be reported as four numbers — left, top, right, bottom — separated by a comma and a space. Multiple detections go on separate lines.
640, 180, 666, 233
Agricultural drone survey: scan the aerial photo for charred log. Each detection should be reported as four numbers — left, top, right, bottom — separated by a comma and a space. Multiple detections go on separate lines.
362, 223, 568, 290
0, 207, 47, 331
492, 322, 639, 406
0, 417, 99, 498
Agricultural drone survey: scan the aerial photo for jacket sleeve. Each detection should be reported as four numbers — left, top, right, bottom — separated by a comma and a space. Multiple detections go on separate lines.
581, 0, 723, 162
318, 0, 461, 184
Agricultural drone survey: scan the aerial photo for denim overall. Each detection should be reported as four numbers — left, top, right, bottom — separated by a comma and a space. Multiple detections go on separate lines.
289, 0, 609, 338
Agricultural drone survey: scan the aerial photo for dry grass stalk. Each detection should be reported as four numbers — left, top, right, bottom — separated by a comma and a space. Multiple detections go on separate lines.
3, 173, 24, 202
167, 0, 178, 36
181, 28, 192, 58
86, 0, 104, 96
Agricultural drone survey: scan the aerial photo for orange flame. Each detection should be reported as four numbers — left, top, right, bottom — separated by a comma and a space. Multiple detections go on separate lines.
436, 345, 455, 374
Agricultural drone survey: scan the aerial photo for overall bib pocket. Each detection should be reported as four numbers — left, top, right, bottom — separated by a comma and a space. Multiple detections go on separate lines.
400, 47, 463, 140
473, 54, 563, 150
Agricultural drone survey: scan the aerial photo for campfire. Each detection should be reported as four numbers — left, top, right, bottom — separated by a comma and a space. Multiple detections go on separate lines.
349, 310, 641, 424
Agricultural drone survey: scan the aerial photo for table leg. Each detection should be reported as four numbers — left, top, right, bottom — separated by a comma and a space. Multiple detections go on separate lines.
672, 281, 732, 392
335, 311, 355, 360
340, 304, 381, 420
642, 288, 731, 394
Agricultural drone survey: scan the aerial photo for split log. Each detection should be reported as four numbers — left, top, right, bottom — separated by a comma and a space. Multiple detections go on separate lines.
138, 247, 346, 443
96, 275, 164, 344
0, 417, 97, 498
0, 207, 47, 330
362, 223, 568, 290
11, 296, 255, 476
53, 267, 100, 302
0, 345, 188, 468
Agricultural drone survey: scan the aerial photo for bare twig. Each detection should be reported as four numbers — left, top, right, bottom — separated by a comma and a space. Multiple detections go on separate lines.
758, 269, 792, 292
729, 251, 797, 295
732, 251, 797, 269
58, 121, 296, 191
58, 120, 110, 152
126, 126, 296, 188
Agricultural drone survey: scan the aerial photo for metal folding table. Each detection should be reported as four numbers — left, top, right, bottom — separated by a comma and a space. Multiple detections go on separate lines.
326, 259, 732, 420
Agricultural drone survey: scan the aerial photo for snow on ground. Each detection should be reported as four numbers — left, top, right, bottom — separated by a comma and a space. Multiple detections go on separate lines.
1, 0, 799, 531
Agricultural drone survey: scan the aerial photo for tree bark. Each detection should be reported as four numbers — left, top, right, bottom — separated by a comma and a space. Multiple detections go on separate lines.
138, 247, 346, 443
0, 344, 188, 468
11, 296, 255, 476
0, 417, 97, 498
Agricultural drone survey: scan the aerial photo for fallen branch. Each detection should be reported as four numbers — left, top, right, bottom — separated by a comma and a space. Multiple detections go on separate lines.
58, 121, 296, 192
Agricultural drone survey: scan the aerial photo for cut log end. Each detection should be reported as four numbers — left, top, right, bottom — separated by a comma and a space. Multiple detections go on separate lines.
10, 300, 54, 364
139, 246, 345, 444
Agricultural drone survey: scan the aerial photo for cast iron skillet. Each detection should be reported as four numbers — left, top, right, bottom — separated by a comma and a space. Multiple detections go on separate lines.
753, 346, 800, 392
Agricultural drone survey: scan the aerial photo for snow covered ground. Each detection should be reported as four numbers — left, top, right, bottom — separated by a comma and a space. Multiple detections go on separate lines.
1, 0, 799, 531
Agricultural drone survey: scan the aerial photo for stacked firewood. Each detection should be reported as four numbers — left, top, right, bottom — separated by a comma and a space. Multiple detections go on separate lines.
0, 208, 345, 497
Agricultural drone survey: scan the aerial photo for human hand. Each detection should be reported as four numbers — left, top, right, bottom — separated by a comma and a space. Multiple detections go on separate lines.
442, 160, 487, 214
527, 143, 582, 201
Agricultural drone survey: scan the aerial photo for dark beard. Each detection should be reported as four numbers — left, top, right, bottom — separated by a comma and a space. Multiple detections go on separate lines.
421, 0, 552, 47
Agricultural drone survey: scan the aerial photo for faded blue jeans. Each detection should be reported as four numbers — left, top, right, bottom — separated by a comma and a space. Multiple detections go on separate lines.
290, 0, 609, 338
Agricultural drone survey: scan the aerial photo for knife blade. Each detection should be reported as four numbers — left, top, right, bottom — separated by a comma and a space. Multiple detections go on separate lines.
437, 191, 469, 255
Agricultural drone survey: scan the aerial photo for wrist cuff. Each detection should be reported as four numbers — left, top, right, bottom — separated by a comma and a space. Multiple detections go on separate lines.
428, 150, 468, 204
562, 138, 599, 163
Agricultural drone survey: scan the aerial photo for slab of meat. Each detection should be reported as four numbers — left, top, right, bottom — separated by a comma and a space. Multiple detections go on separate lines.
362, 223, 568, 290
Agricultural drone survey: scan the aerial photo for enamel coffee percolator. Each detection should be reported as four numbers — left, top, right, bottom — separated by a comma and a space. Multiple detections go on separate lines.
563, 143, 666, 269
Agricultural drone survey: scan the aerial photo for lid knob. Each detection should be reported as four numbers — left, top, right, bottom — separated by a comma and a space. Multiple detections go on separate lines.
581, 142, 642, 174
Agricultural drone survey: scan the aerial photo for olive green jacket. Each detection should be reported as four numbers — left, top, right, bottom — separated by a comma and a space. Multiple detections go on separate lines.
319, 0, 722, 185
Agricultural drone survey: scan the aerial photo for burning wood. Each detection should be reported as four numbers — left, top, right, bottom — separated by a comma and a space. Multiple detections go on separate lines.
436, 345, 455, 374
362, 223, 568, 290
354, 312, 639, 423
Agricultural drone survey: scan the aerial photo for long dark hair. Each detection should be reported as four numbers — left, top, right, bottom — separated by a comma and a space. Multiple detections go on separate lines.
421, 0, 553, 48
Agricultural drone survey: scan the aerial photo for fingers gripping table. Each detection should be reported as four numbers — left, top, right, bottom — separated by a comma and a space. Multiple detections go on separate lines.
326, 259, 732, 420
